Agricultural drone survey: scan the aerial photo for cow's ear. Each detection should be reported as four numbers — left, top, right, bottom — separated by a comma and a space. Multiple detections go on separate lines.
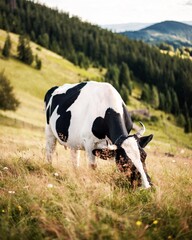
92, 148, 116, 160
138, 134, 153, 148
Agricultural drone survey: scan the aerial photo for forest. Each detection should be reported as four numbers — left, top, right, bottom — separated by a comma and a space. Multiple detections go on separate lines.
0, 0, 192, 131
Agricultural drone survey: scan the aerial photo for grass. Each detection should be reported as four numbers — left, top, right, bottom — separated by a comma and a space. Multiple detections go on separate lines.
0, 29, 192, 239
0, 145, 191, 240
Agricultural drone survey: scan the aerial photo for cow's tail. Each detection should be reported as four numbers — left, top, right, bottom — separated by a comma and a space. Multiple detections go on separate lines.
44, 86, 58, 123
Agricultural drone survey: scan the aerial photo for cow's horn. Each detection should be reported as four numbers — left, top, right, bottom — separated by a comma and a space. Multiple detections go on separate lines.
136, 122, 145, 137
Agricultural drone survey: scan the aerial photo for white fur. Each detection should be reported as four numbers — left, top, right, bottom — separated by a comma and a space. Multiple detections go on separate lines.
45, 81, 150, 188
122, 137, 151, 188
46, 81, 124, 166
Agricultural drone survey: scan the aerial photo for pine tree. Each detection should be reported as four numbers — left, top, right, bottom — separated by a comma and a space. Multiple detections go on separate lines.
24, 37, 33, 65
17, 35, 25, 62
105, 65, 119, 91
176, 114, 186, 128
17, 35, 33, 65
141, 83, 151, 103
0, 71, 19, 111
151, 85, 159, 109
159, 92, 166, 111
119, 62, 132, 94
35, 54, 42, 70
2, 33, 11, 58
170, 89, 180, 115
120, 84, 129, 104
184, 116, 192, 133
165, 89, 172, 113
184, 102, 192, 133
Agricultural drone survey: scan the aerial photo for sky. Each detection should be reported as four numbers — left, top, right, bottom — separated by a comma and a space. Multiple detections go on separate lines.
37, 0, 192, 25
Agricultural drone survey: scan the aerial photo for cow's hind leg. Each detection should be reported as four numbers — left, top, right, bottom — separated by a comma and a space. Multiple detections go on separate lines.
45, 124, 57, 164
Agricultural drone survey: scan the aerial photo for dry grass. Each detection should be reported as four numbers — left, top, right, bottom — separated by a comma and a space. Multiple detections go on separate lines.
0, 121, 192, 240
0, 28, 192, 239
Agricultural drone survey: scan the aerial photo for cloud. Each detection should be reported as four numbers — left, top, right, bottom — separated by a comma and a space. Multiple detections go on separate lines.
186, 0, 192, 6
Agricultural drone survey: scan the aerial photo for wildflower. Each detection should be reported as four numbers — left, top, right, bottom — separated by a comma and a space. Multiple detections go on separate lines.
3, 167, 9, 171
2, 209, 5, 213
47, 183, 54, 188
17, 205, 22, 212
8, 190, 15, 194
136, 220, 142, 226
168, 236, 172, 239
153, 220, 158, 225
53, 172, 59, 177
172, 160, 176, 163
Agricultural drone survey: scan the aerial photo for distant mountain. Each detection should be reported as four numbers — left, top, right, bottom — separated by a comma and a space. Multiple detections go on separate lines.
102, 23, 152, 32
120, 21, 192, 47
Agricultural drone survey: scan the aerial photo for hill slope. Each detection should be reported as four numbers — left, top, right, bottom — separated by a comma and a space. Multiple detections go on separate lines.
1, 0, 192, 124
121, 21, 192, 47
0, 29, 104, 127
0, 30, 192, 240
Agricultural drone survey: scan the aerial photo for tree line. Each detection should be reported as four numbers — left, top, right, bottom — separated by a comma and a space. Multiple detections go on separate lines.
2, 32, 42, 69
0, 0, 192, 132
0, 33, 42, 112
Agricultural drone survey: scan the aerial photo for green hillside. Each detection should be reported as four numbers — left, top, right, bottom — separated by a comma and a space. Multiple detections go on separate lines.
0, 29, 104, 127
0, 29, 192, 239
1, 0, 192, 128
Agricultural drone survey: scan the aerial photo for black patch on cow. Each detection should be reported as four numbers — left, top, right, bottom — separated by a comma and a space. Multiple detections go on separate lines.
44, 86, 59, 124
92, 107, 131, 144
114, 135, 128, 148
138, 134, 153, 148
92, 117, 107, 139
122, 104, 133, 134
48, 82, 87, 142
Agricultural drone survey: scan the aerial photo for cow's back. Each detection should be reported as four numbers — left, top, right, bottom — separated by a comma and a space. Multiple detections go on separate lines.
45, 81, 132, 148
66, 81, 128, 147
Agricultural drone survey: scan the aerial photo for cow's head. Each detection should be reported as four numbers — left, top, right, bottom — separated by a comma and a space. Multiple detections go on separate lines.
92, 122, 153, 189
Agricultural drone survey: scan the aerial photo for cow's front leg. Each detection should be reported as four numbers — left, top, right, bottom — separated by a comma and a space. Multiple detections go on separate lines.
86, 149, 97, 169
71, 149, 80, 167
84, 140, 97, 169
45, 124, 57, 164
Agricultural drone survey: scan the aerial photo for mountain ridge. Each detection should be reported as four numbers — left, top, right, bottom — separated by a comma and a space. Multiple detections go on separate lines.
102, 21, 192, 32
120, 20, 192, 47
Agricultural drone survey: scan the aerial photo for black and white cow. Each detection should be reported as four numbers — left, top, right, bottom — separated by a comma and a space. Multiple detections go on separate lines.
44, 81, 153, 188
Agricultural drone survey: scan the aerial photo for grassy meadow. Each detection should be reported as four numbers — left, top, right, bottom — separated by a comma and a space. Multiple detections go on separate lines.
0, 30, 192, 240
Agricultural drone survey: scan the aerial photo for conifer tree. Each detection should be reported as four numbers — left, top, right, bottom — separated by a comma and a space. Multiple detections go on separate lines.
141, 84, 151, 103
2, 33, 11, 58
184, 116, 192, 133
120, 84, 129, 104
119, 62, 132, 94
159, 92, 166, 111
35, 54, 42, 70
170, 89, 180, 115
184, 102, 192, 133
165, 89, 172, 113
176, 114, 186, 128
17, 35, 33, 65
151, 85, 159, 109
105, 65, 119, 91
0, 71, 19, 111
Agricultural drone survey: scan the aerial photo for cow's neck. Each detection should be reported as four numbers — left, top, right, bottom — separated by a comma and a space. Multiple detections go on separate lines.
105, 108, 128, 144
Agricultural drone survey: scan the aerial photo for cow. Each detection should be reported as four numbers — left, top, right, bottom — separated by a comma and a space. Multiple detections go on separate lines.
44, 81, 153, 189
